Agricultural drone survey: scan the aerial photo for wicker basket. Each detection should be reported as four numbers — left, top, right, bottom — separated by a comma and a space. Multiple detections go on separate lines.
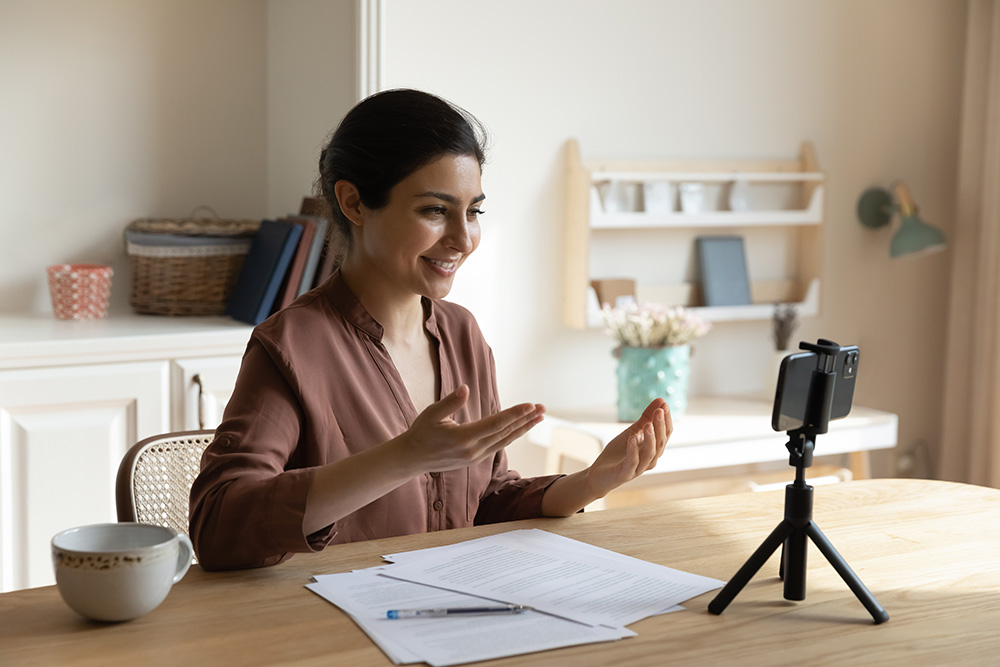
125, 217, 260, 316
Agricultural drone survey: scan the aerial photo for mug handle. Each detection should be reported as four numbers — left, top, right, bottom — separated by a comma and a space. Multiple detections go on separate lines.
173, 533, 194, 584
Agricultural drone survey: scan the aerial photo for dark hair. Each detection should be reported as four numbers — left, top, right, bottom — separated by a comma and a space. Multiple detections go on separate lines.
317, 89, 488, 261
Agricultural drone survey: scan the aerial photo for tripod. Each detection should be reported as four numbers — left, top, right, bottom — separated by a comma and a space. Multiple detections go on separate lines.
707, 342, 889, 624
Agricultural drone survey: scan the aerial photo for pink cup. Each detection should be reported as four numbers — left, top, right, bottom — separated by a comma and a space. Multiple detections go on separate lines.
46, 264, 113, 320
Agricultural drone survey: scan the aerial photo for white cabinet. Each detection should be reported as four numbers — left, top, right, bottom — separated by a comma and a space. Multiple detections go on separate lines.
0, 314, 253, 591
564, 139, 824, 327
172, 356, 244, 431
0, 361, 170, 591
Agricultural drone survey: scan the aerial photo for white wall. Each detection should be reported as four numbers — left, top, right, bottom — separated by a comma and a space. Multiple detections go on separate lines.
0, 0, 268, 313
266, 0, 358, 218
0, 0, 968, 479
380, 0, 967, 477
0, 0, 357, 312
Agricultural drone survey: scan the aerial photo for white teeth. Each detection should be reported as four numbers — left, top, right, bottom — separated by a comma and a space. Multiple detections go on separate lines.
426, 258, 457, 270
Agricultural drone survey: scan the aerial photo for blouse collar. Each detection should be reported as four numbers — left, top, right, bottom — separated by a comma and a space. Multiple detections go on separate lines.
322, 270, 440, 342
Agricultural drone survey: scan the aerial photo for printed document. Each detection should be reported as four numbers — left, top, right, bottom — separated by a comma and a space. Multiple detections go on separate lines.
308, 568, 633, 666
308, 529, 722, 665
380, 529, 722, 627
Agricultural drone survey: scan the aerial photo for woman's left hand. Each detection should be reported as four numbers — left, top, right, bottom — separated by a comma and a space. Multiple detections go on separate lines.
586, 398, 672, 498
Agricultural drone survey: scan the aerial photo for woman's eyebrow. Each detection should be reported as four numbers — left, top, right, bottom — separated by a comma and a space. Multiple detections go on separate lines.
416, 191, 486, 204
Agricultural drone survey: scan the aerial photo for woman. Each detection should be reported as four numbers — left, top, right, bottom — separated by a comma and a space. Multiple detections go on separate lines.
189, 89, 671, 571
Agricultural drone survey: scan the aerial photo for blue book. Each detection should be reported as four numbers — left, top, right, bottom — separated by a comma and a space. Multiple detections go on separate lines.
695, 235, 753, 307
226, 219, 303, 325
296, 216, 329, 296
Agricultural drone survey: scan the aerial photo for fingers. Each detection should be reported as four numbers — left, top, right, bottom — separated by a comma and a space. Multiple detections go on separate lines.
406, 388, 548, 473
634, 400, 672, 473
635, 422, 657, 473
458, 401, 543, 443
624, 433, 641, 474
418, 384, 471, 423
479, 409, 546, 459
640, 397, 668, 423
622, 398, 665, 440
441, 399, 545, 464
637, 407, 671, 473
653, 405, 671, 462
661, 402, 673, 437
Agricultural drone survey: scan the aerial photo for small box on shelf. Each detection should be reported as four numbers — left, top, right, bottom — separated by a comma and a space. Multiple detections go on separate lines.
590, 278, 636, 309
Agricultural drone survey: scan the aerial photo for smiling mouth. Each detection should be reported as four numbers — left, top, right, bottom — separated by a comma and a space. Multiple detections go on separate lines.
424, 257, 459, 273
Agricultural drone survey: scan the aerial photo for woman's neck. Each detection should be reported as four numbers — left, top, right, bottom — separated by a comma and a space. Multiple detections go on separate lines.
339, 262, 425, 344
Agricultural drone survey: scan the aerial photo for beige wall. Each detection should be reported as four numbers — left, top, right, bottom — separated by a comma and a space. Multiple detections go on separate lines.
381, 0, 967, 477
0, 0, 968, 479
0, 0, 269, 313
267, 0, 358, 218
0, 0, 357, 314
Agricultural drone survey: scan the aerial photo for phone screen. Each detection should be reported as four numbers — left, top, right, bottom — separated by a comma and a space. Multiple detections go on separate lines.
771, 346, 859, 432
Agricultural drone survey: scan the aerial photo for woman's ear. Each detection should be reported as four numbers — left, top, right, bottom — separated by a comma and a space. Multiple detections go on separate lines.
333, 180, 365, 227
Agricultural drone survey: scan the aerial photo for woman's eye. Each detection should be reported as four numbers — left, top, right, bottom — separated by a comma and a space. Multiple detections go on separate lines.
421, 206, 447, 217
468, 208, 485, 219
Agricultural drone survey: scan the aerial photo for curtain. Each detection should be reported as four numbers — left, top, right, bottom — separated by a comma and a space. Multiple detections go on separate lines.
940, 0, 1000, 486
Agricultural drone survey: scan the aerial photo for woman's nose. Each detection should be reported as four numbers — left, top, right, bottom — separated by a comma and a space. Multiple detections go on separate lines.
444, 217, 475, 253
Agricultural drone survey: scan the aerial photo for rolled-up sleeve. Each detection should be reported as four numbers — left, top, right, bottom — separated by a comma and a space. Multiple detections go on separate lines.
474, 452, 562, 524
189, 338, 337, 571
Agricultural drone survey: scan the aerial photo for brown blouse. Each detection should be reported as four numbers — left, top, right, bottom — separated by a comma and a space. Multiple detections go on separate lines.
189, 272, 560, 571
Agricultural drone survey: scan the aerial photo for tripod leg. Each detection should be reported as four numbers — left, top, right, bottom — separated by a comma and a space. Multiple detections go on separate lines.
804, 522, 889, 624
783, 525, 808, 601
708, 521, 793, 616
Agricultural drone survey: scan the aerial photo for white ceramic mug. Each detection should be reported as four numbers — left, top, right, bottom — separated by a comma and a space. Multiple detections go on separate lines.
51, 523, 193, 622
599, 180, 641, 213
643, 181, 675, 213
679, 182, 706, 213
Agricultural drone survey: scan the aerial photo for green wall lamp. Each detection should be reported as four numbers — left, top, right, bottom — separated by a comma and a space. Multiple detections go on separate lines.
857, 182, 947, 258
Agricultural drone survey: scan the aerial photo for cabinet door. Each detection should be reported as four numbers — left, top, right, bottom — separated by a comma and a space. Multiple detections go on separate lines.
0, 361, 170, 592
172, 356, 243, 431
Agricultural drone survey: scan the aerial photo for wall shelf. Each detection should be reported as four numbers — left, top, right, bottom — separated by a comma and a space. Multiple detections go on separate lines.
564, 139, 824, 328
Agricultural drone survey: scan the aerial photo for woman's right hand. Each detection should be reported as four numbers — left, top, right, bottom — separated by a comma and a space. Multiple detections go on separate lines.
395, 384, 545, 473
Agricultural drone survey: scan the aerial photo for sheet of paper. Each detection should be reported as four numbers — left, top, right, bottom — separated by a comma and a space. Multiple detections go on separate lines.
383, 530, 688, 616
308, 569, 634, 667
379, 529, 723, 627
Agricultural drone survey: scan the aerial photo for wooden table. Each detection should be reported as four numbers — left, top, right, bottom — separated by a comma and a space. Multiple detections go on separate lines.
1, 478, 996, 665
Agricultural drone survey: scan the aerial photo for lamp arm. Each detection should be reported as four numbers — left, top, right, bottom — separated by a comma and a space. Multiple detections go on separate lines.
893, 181, 918, 217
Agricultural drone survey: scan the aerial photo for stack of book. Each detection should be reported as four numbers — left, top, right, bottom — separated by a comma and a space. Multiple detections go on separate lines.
226, 197, 341, 325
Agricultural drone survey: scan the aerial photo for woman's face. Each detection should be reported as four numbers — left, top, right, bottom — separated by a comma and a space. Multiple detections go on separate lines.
353, 153, 484, 301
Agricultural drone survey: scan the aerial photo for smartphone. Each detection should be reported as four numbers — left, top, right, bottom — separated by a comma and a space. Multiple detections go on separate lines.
771, 345, 859, 432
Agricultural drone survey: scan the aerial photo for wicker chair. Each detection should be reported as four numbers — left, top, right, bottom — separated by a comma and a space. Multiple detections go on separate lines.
115, 430, 216, 542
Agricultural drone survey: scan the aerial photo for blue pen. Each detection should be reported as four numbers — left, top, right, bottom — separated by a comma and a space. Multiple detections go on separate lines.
386, 604, 529, 619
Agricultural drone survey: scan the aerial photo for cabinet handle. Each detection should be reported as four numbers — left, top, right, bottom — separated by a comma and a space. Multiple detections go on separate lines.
192, 373, 206, 430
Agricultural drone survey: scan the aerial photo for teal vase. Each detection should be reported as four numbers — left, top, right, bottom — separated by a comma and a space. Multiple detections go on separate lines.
616, 345, 690, 421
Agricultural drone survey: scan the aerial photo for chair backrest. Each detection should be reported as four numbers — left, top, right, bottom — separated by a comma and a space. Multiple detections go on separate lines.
116, 430, 216, 538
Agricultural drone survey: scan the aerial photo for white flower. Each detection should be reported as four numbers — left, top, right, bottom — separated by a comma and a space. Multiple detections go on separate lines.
600, 302, 712, 348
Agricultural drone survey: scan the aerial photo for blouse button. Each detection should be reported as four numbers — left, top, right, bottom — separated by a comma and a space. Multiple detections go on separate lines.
430, 472, 440, 478
432, 499, 444, 511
